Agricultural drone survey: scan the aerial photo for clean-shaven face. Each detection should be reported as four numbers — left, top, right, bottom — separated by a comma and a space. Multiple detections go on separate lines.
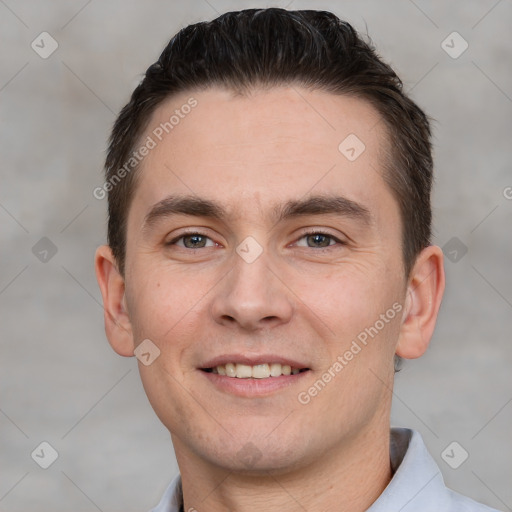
122, 86, 407, 472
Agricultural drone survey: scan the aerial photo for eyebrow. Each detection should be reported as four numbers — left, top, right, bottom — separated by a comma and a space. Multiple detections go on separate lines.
141, 193, 373, 234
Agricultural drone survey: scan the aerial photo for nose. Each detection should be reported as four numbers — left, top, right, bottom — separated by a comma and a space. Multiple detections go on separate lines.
210, 247, 294, 332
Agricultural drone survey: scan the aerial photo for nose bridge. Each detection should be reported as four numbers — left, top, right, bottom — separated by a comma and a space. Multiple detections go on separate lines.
210, 241, 293, 330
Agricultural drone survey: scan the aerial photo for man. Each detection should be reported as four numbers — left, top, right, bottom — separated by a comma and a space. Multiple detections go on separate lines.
94, 8, 500, 512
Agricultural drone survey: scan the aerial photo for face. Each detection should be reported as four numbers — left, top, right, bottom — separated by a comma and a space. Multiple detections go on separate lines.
120, 86, 409, 472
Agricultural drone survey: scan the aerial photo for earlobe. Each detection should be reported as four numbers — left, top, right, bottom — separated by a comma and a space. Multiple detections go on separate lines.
395, 245, 445, 359
94, 245, 135, 357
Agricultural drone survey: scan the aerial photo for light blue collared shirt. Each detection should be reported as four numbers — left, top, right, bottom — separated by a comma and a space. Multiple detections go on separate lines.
149, 428, 501, 512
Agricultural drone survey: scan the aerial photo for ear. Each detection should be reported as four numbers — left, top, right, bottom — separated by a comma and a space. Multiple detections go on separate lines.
94, 245, 135, 357
395, 245, 445, 359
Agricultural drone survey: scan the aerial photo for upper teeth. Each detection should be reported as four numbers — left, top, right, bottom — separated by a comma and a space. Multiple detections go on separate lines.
212, 363, 302, 378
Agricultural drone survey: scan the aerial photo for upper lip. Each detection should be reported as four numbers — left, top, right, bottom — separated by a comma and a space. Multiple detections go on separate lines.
200, 354, 309, 369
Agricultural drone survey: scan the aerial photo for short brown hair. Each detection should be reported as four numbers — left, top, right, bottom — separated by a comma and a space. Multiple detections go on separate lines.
105, 8, 433, 279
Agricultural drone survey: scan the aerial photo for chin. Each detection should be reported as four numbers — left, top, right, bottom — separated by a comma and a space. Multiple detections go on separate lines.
195, 428, 313, 475
208, 448, 306, 475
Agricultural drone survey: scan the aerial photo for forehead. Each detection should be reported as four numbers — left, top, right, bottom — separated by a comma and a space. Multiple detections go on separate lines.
129, 86, 394, 229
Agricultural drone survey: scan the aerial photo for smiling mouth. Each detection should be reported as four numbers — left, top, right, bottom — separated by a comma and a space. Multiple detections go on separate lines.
201, 363, 310, 379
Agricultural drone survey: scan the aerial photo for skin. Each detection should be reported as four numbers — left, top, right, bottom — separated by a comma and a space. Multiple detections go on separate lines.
95, 86, 445, 512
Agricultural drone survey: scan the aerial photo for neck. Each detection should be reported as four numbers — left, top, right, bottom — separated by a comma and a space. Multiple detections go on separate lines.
173, 423, 392, 512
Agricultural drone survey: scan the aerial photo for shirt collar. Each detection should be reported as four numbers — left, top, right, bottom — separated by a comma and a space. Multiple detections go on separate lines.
149, 428, 497, 512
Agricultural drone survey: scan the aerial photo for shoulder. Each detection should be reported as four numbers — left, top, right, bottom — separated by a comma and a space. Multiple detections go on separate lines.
148, 474, 182, 512
444, 487, 502, 512
375, 428, 503, 512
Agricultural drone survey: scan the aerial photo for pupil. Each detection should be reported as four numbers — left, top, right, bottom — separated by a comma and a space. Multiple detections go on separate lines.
185, 235, 205, 248
308, 234, 330, 248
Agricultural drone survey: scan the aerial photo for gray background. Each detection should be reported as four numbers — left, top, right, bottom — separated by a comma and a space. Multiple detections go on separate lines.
1, 1, 511, 511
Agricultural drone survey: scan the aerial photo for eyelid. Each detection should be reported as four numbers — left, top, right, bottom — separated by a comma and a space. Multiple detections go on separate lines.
166, 229, 220, 247
293, 228, 347, 246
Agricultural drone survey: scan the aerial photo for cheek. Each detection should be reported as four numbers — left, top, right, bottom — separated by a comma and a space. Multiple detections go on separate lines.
126, 264, 211, 343
292, 264, 388, 328
290, 262, 403, 371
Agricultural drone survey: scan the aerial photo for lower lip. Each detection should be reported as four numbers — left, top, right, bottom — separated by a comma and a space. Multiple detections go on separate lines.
199, 370, 310, 397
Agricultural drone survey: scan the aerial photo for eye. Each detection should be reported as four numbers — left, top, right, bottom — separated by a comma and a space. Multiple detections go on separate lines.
169, 233, 216, 249
295, 231, 343, 249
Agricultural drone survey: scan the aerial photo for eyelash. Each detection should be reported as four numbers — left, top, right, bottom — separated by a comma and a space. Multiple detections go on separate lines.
167, 231, 216, 249
167, 230, 345, 251
295, 230, 346, 250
